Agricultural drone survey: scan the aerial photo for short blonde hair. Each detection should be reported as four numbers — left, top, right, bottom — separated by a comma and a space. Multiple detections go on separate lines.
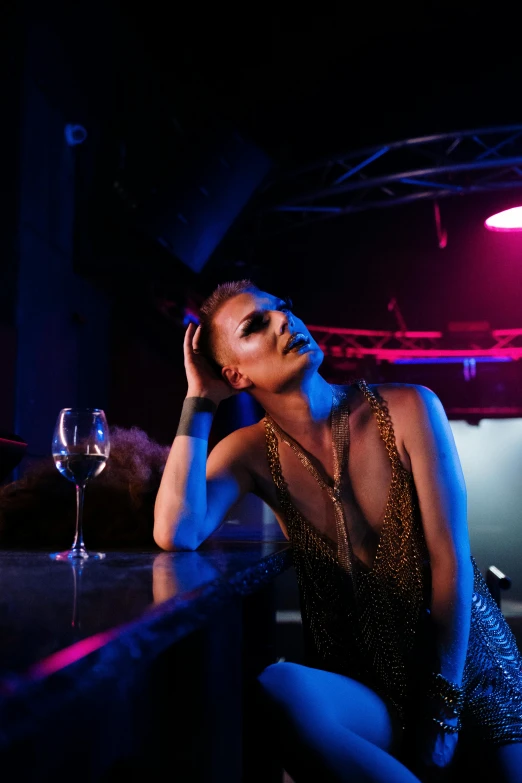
199, 279, 260, 369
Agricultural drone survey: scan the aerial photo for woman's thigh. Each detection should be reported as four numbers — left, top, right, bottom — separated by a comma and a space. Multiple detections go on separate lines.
258, 661, 402, 754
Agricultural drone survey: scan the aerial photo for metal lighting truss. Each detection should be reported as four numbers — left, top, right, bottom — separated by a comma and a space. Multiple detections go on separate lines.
257, 125, 522, 233
308, 324, 522, 414
308, 325, 522, 367
244, 126, 522, 412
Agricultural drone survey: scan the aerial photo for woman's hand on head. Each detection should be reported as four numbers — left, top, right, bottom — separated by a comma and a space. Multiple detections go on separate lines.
183, 323, 239, 406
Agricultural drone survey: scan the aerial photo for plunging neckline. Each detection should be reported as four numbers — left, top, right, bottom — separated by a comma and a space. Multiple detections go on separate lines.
264, 381, 412, 575
265, 386, 342, 496
294, 477, 396, 574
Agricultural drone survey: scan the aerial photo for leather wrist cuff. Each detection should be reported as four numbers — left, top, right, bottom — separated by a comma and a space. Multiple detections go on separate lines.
176, 397, 217, 439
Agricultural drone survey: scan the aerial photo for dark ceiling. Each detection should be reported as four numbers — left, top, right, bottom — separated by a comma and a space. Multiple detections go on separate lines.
128, 3, 521, 161
105, 4, 522, 332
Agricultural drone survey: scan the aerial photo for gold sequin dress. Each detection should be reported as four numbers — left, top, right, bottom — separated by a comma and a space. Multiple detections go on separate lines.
264, 380, 522, 745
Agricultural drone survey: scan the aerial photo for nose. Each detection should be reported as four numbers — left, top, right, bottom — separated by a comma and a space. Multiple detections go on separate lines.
277, 309, 292, 335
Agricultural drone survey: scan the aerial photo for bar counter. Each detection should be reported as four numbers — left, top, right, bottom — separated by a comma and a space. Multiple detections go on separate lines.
0, 539, 292, 782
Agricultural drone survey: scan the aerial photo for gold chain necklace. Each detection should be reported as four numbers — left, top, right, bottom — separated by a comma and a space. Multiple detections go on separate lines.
265, 385, 354, 575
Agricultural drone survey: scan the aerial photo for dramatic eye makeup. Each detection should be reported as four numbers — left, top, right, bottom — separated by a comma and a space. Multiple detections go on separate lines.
240, 313, 267, 336
240, 298, 293, 336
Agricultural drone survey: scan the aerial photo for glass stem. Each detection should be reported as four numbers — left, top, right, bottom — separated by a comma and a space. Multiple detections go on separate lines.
71, 483, 86, 552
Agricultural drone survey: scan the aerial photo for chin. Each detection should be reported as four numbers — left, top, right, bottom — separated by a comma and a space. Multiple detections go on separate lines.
304, 344, 324, 370
288, 349, 324, 383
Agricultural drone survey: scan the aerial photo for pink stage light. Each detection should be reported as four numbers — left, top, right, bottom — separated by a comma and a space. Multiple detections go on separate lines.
485, 206, 522, 232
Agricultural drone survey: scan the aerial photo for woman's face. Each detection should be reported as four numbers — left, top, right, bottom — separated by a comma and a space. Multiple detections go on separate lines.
213, 289, 323, 393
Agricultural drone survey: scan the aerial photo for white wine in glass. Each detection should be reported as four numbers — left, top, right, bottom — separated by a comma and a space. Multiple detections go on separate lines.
51, 408, 110, 561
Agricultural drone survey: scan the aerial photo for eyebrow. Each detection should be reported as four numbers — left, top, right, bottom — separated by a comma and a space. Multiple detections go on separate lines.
235, 309, 262, 332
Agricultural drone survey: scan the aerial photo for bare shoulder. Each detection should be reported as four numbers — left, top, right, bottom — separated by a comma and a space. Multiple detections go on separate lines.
342, 380, 439, 430
369, 382, 441, 415
208, 419, 266, 467
367, 383, 447, 463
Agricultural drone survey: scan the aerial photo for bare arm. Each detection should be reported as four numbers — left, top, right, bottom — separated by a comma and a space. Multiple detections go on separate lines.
393, 384, 473, 774
154, 424, 255, 551
153, 323, 253, 551
402, 384, 472, 686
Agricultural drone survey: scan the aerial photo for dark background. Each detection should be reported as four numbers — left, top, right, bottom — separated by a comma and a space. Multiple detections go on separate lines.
2, 2, 522, 718
2, 0, 522, 451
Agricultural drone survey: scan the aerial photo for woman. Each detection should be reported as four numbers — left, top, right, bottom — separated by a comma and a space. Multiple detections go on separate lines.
154, 280, 522, 782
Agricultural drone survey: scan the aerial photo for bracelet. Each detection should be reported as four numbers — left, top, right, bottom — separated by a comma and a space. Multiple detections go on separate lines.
176, 397, 217, 439
426, 672, 464, 717
431, 716, 460, 734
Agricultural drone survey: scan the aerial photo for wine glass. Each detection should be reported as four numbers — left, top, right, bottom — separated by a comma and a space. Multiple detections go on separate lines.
51, 408, 110, 561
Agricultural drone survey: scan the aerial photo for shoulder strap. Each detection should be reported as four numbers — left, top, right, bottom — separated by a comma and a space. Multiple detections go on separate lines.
264, 389, 354, 575
354, 380, 403, 471
264, 417, 289, 495
264, 386, 350, 496
265, 415, 331, 491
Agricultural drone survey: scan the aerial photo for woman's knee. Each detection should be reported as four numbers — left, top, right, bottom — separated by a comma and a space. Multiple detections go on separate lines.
257, 661, 308, 704
257, 662, 402, 753
258, 661, 306, 686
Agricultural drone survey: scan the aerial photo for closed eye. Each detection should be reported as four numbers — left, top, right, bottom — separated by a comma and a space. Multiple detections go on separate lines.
241, 313, 268, 335
240, 299, 293, 336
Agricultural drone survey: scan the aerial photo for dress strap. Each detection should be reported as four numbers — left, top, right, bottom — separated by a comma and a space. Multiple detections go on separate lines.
264, 386, 354, 575
354, 380, 404, 472
264, 386, 348, 497
266, 415, 333, 493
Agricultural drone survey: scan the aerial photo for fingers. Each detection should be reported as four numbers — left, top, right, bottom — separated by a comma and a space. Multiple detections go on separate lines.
184, 322, 201, 356
192, 323, 202, 353
183, 323, 194, 353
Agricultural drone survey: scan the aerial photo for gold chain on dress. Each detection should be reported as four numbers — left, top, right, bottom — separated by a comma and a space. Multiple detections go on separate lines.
264, 380, 427, 714
264, 380, 522, 741
265, 385, 353, 575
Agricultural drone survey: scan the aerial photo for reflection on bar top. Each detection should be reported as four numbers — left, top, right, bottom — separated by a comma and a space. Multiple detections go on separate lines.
0, 541, 291, 679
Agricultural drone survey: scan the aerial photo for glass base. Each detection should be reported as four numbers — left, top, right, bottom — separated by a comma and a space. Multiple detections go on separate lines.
50, 548, 106, 561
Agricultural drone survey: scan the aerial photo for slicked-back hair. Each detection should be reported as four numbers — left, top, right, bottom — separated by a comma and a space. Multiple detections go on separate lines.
198, 279, 260, 371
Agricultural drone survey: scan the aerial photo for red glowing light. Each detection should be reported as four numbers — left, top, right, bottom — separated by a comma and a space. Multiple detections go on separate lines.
485, 207, 522, 232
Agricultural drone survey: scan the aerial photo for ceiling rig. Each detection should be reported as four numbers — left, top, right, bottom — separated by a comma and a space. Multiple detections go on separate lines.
308, 323, 522, 376
254, 125, 522, 235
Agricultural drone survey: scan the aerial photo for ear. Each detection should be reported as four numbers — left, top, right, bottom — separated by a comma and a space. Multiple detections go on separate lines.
221, 366, 253, 391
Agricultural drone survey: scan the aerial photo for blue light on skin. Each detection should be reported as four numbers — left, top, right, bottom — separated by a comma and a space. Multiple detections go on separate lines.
236, 389, 262, 422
